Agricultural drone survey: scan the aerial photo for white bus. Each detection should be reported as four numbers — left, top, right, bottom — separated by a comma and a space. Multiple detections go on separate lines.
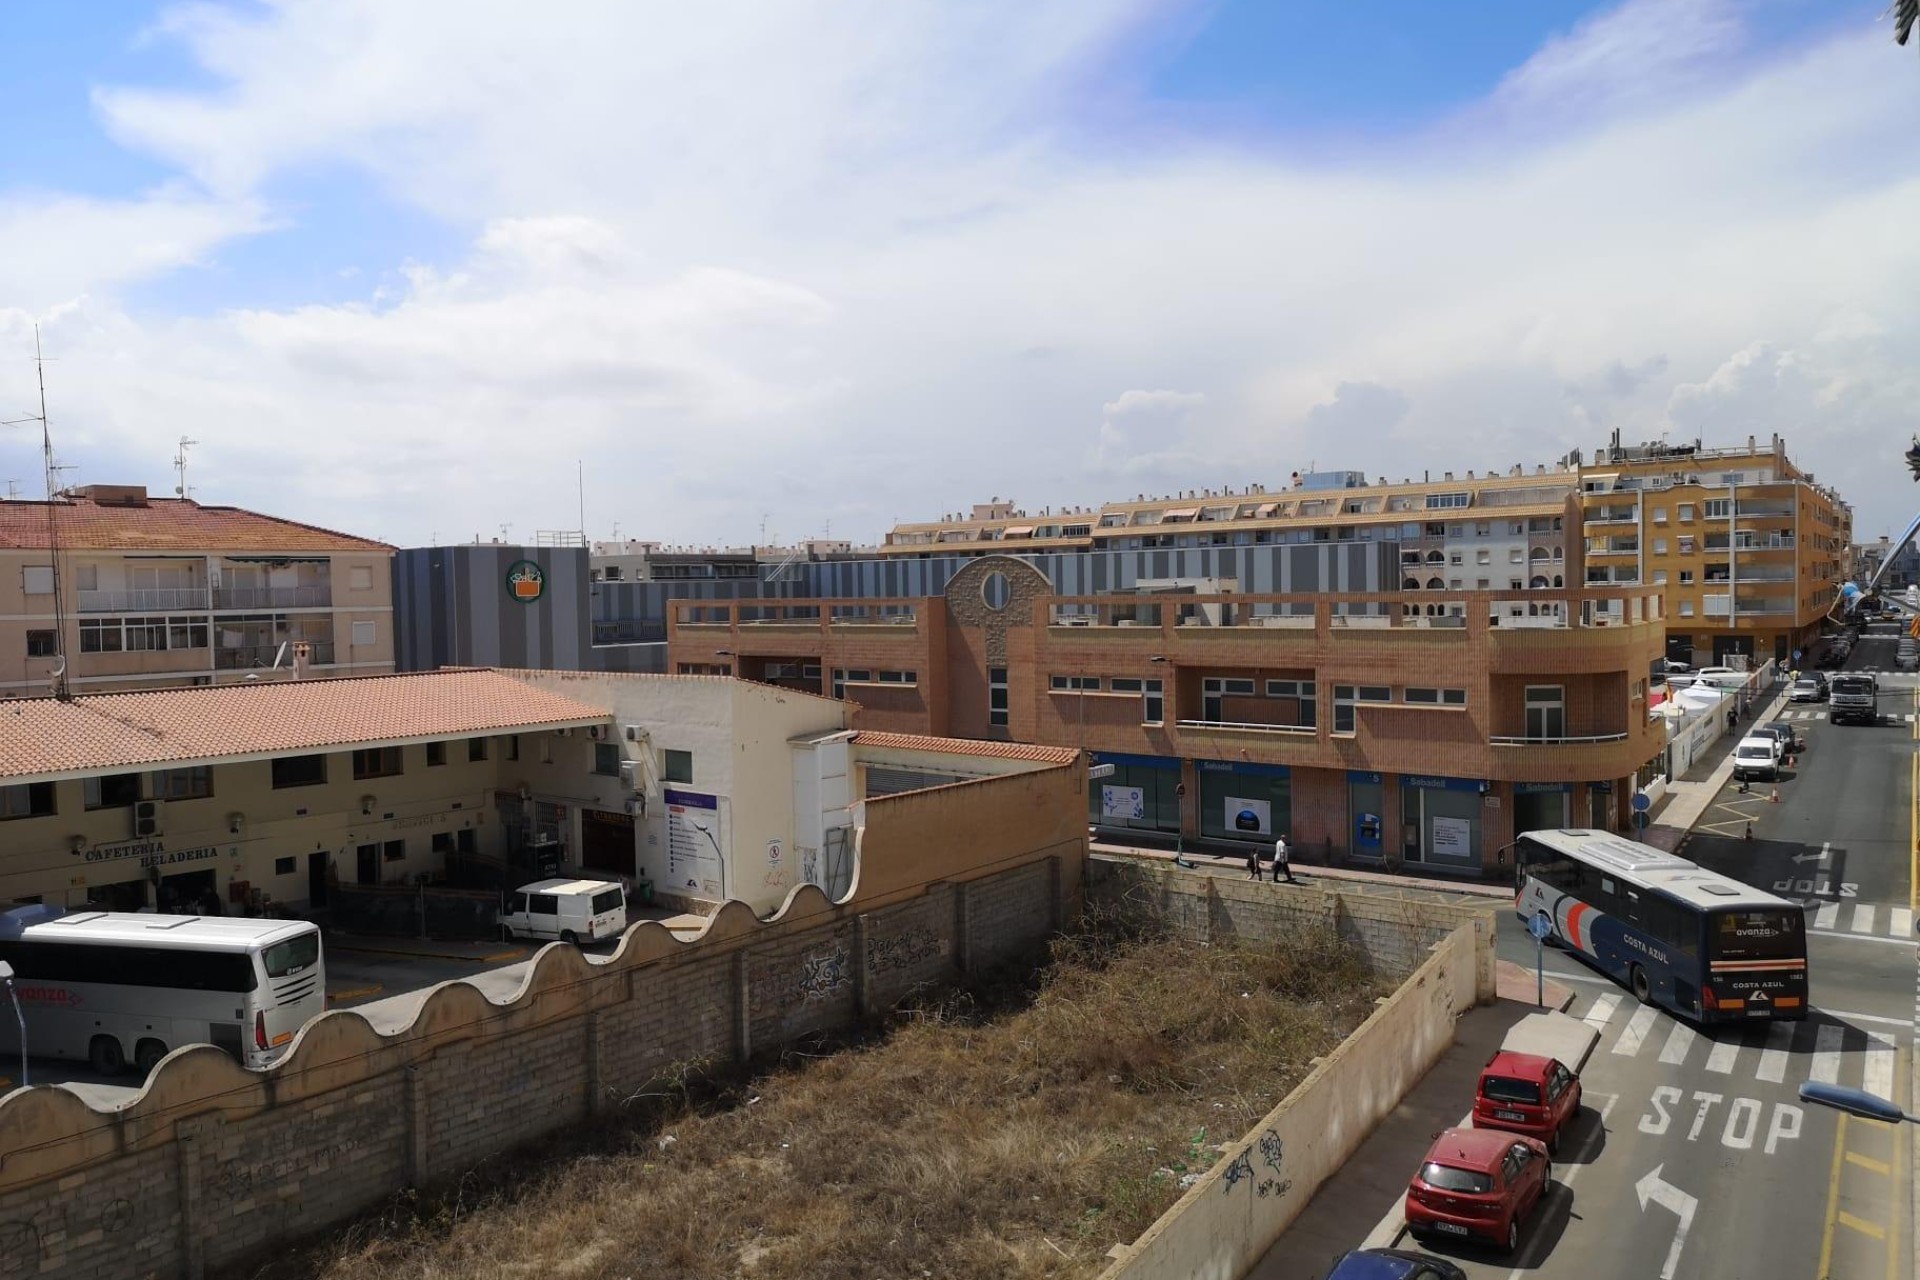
0, 907, 325, 1075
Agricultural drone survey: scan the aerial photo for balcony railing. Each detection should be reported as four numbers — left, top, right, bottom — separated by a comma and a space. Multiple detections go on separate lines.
76, 587, 210, 613
1490, 732, 1631, 745
212, 585, 333, 609
1175, 719, 1318, 736
215, 641, 335, 670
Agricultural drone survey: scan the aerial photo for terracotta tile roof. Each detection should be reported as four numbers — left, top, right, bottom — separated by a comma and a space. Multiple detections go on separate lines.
851, 730, 1079, 766
0, 670, 609, 782
0, 494, 392, 553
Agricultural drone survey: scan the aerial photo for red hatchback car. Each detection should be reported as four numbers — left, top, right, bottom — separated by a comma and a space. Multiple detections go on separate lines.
1471, 1051, 1582, 1152
1405, 1127, 1551, 1253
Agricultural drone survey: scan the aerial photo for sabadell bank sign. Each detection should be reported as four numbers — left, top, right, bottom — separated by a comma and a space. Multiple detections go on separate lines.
506, 559, 546, 604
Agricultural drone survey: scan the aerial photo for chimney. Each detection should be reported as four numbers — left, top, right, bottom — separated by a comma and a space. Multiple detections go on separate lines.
291, 642, 311, 681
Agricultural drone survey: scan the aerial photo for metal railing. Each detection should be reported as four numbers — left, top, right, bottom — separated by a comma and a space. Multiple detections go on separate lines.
1489, 731, 1631, 745
212, 585, 333, 609
214, 641, 336, 670
75, 587, 209, 613
1175, 719, 1317, 736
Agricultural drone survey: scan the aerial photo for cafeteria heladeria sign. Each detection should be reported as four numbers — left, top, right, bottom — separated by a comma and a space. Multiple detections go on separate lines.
506, 560, 546, 603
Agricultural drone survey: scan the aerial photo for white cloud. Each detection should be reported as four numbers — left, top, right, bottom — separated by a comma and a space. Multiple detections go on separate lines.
3, 0, 1920, 546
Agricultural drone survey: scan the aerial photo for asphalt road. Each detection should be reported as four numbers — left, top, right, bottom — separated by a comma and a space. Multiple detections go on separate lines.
1260, 636, 1916, 1280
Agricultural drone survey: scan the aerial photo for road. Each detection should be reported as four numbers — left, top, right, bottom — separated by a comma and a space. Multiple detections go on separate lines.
1260, 630, 1917, 1280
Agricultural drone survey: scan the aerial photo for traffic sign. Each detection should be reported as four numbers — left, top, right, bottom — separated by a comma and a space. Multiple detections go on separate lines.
1632, 790, 1652, 813
1529, 911, 1553, 941
1634, 811, 1650, 831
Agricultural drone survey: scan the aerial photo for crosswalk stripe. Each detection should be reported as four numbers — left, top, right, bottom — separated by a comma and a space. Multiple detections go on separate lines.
1811, 1025, 1844, 1084
1891, 908, 1914, 938
1757, 1023, 1792, 1083
1704, 1039, 1740, 1074
1582, 992, 1621, 1032
1863, 1032, 1896, 1099
1658, 1021, 1696, 1065
1814, 902, 1839, 930
1852, 905, 1878, 934
1614, 1005, 1659, 1056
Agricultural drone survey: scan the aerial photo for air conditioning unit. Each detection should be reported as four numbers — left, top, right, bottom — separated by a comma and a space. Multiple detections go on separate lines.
585, 725, 608, 741
623, 725, 647, 742
554, 727, 573, 738
133, 799, 162, 839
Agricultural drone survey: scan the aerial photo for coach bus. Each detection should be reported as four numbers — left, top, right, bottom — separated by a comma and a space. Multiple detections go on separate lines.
0, 906, 325, 1075
1514, 829, 1806, 1023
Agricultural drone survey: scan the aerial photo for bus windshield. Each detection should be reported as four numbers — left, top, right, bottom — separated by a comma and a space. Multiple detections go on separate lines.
1709, 909, 1805, 961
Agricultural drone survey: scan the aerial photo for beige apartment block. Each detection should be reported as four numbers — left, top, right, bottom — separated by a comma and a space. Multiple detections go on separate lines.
0, 484, 395, 698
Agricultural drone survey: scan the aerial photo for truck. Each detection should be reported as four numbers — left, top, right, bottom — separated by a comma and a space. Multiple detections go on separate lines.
1828, 672, 1878, 726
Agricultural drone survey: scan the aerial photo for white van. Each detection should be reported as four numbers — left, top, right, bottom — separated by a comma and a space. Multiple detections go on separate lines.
500, 879, 628, 944
1732, 735, 1782, 782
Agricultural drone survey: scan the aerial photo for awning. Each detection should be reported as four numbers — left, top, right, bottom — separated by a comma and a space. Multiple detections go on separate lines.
1255, 503, 1279, 518
1002, 525, 1034, 537
1162, 507, 1199, 520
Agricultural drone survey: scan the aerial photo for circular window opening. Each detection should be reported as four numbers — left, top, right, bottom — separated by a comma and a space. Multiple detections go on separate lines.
982, 571, 1011, 611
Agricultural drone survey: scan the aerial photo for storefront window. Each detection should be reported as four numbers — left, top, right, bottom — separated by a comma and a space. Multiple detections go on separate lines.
1400, 777, 1483, 869
1089, 757, 1180, 834
1348, 773, 1385, 857
1198, 763, 1290, 844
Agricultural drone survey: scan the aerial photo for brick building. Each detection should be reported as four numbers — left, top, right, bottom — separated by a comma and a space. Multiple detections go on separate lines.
668, 557, 1667, 879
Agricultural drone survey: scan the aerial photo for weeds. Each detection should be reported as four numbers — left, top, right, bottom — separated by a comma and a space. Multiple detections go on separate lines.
251, 913, 1384, 1280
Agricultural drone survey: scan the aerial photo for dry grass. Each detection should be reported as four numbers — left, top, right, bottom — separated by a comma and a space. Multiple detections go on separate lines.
255, 909, 1386, 1280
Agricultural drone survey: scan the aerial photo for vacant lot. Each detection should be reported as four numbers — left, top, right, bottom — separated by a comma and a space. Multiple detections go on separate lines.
264, 911, 1388, 1280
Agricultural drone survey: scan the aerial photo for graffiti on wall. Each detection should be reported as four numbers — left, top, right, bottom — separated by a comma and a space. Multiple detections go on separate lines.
867, 925, 944, 976
796, 943, 852, 1003
1222, 1127, 1293, 1201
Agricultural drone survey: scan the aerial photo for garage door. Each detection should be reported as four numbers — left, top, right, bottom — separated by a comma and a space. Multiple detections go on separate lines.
581, 808, 635, 877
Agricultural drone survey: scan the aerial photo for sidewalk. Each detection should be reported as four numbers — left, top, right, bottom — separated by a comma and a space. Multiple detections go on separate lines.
1641, 678, 1791, 853
1089, 837, 1511, 899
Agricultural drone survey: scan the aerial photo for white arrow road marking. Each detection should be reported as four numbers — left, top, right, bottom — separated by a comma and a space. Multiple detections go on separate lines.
1791, 842, 1832, 866
1614, 1005, 1660, 1056
1635, 1164, 1698, 1280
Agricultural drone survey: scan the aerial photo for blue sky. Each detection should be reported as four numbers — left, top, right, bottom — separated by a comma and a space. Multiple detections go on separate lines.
0, 0, 1915, 546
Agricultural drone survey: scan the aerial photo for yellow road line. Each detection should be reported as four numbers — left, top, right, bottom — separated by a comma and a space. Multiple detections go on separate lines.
1839, 1212, 1887, 1241
1846, 1150, 1892, 1176
1819, 1111, 1849, 1277
1890, 1046, 1907, 1280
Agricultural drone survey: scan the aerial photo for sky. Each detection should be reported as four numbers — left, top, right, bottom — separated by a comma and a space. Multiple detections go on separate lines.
1, 0, 1917, 549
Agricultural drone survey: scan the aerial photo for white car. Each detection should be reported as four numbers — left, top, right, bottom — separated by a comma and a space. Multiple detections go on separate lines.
1732, 735, 1783, 781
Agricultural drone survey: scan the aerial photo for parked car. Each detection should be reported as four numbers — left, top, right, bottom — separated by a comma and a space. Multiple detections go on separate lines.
1787, 674, 1828, 703
1753, 721, 1802, 756
1326, 1248, 1468, 1280
1472, 1051, 1583, 1153
1659, 658, 1692, 674
1733, 735, 1783, 781
499, 878, 628, 944
1404, 1128, 1552, 1253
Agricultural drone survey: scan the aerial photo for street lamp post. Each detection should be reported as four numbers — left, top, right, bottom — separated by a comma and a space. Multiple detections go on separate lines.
0, 960, 25, 1087
1798, 1080, 1916, 1124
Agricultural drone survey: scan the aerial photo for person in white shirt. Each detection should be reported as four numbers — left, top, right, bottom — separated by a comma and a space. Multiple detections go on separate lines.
1272, 832, 1298, 884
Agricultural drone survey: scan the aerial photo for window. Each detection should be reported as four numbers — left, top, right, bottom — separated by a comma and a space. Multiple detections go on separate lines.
168, 617, 209, 649
78, 617, 123, 653
503, 734, 520, 761
663, 749, 693, 783
1679, 570, 1695, 585
151, 766, 214, 800
383, 839, 406, 863
468, 737, 489, 762
831, 668, 873, 699
1333, 685, 1357, 734
1404, 687, 1439, 704
426, 741, 446, 767
1425, 492, 1469, 510
73, 564, 98, 591
1678, 504, 1695, 522
1652, 508, 1667, 523
1652, 570, 1669, 585
1680, 601, 1696, 616
0, 782, 55, 820
1677, 537, 1696, 554
25, 629, 55, 657
1448, 552, 1463, 566
352, 746, 403, 780
1477, 578, 1490, 589
1704, 499, 1731, 519
21, 566, 52, 595
594, 742, 621, 776
1264, 679, 1317, 727
876, 670, 917, 684
272, 755, 328, 789
1476, 549, 1490, 565
349, 565, 373, 591
1508, 548, 1524, 563
1525, 686, 1565, 741
1653, 538, 1667, 555
351, 620, 377, 647
275, 856, 297, 876
83, 774, 141, 810
122, 616, 167, 651
989, 666, 1009, 727
1050, 675, 1101, 690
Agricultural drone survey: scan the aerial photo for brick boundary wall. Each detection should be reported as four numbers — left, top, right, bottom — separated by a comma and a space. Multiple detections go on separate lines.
1087, 855, 1499, 998
0, 855, 1073, 1280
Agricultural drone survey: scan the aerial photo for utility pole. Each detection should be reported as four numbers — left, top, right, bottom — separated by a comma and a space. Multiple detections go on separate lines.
173, 436, 199, 499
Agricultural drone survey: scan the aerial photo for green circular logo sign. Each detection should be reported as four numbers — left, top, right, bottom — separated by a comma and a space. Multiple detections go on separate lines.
506, 559, 546, 603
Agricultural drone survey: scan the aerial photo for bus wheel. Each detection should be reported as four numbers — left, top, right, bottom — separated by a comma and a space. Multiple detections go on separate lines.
1630, 965, 1652, 1005
88, 1035, 127, 1077
134, 1039, 168, 1073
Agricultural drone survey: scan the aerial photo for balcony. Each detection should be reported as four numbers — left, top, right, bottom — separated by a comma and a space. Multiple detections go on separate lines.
215, 641, 335, 670
1173, 719, 1317, 737
76, 587, 210, 613
212, 585, 334, 609
1586, 508, 1639, 526
1586, 539, 1639, 556
1489, 732, 1629, 746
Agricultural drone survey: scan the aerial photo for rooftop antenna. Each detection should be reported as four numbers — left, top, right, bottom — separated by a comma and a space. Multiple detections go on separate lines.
4, 480, 17, 499
576, 459, 585, 541
0, 327, 71, 699
499, 522, 512, 543
173, 436, 199, 499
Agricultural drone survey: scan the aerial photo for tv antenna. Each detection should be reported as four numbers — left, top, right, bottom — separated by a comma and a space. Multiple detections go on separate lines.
0, 326, 72, 699
174, 437, 199, 498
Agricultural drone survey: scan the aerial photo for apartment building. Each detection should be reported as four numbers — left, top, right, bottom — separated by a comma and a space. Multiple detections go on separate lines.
0, 485, 395, 697
1577, 434, 1850, 666
667, 557, 1667, 879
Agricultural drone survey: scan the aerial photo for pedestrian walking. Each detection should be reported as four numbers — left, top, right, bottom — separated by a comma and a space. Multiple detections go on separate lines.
1246, 844, 1261, 880
1272, 833, 1298, 884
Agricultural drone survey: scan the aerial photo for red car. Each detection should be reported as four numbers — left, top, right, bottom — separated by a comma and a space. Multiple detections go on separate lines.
1405, 1127, 1551, 1253
1471, 1050, 1582, 1152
